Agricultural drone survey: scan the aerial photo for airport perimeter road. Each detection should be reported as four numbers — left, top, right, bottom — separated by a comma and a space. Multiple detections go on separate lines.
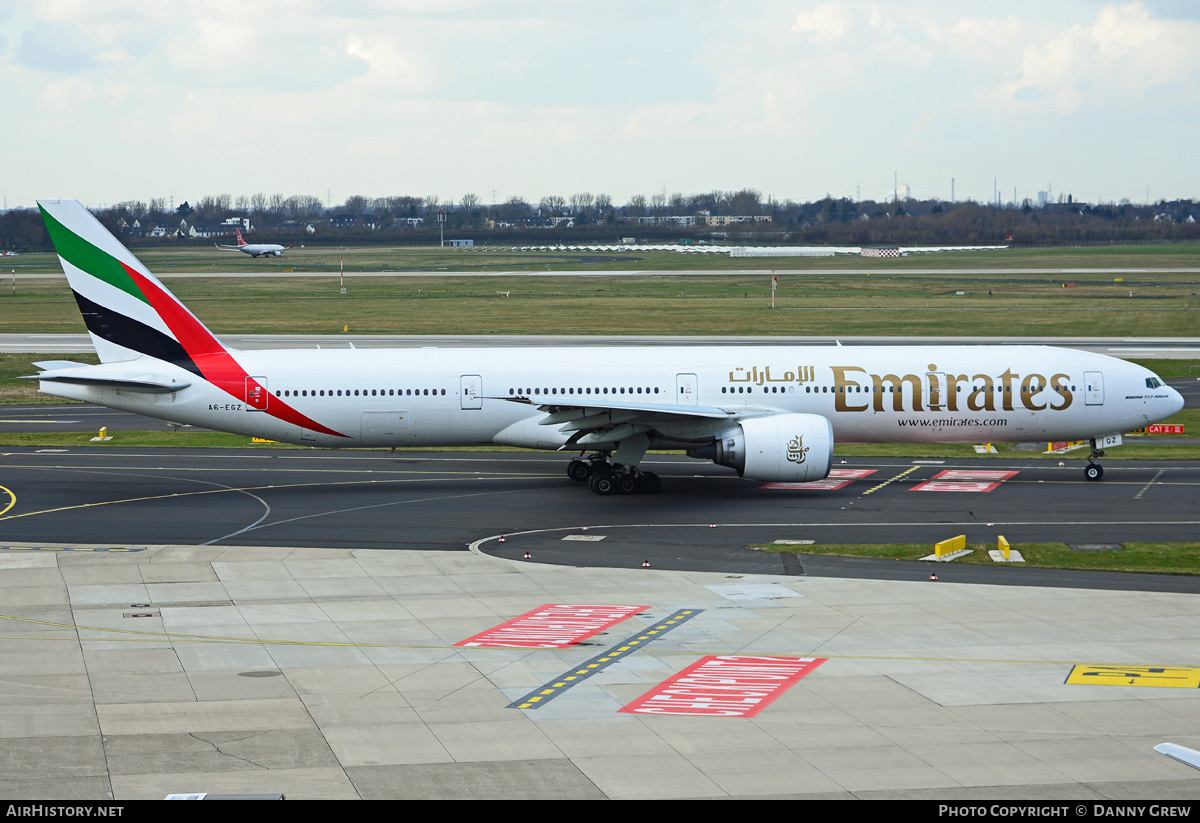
1, 448, 1198, 590
0, 404, 206, 434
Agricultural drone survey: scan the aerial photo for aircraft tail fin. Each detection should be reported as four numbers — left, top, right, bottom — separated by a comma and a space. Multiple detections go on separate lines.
235, 228, 246, 246
37, 199, 229, 370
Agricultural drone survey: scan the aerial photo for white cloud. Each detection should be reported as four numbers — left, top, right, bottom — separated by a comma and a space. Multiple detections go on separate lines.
0, 1, 1196, 207
983, 1, 1200, 113
791, 2, 855, 45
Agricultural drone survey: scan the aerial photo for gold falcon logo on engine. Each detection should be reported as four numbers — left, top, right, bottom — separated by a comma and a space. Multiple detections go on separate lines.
786, 435, 809, 464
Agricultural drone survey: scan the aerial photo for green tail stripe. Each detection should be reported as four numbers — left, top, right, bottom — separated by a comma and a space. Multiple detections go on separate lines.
38, 204, 148, 305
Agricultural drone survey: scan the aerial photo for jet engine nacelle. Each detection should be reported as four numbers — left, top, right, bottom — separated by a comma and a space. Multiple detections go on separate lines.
692, 412, 834, 482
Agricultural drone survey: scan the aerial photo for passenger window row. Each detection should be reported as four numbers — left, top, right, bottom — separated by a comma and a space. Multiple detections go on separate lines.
275, 388, 446, 398
509, 387, 659, 396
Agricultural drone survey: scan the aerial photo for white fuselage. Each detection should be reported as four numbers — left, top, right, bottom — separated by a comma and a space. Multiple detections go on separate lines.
41, 344, 1184, 453
238, 244, 284, 257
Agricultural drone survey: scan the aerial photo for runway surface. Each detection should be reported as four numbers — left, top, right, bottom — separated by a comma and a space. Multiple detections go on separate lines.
2, 447, 1198, 590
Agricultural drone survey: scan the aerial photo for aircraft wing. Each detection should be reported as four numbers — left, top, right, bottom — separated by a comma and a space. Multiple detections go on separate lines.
491, 394, 756, 448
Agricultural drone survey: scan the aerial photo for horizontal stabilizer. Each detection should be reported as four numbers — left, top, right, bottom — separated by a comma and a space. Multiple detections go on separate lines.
23, 361, 191, 393
31, 359, 92, 371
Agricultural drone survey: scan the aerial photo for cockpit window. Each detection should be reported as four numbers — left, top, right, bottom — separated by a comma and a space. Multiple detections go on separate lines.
1146, 377, 1163, 389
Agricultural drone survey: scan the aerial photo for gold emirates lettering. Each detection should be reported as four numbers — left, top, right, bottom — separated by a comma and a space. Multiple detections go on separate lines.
831, 365, 1073, 413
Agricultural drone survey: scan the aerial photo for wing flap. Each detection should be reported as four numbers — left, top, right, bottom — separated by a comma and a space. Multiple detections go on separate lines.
491, 395, 747, 444
493, 395, 734, 420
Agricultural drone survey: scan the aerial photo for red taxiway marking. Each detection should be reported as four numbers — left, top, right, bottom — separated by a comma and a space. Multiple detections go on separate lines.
620, 655, 827, 717
912, 469, 1018, 493
762, 468, 878, 491
455, 604, 648, 649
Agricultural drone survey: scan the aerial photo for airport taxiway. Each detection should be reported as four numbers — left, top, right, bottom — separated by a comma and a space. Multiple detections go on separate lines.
1, 447, 1198, 583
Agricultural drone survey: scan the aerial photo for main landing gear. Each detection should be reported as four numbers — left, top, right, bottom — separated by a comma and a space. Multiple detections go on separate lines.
1084, 437, 1106, 482
567, 454, 662, 496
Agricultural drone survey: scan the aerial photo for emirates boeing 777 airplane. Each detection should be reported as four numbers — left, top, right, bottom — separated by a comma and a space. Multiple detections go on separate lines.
27, 199, 1184, 495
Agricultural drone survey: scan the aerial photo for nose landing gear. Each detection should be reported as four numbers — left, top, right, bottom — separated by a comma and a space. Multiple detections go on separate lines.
1084, 438, 1106, 481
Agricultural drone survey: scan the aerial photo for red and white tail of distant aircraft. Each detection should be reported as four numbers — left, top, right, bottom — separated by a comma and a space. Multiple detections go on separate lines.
27, 199, 1185, 495
215, 228, 287, 258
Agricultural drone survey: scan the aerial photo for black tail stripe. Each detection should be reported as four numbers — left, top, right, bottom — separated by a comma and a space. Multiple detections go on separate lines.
72, 290, 203, 377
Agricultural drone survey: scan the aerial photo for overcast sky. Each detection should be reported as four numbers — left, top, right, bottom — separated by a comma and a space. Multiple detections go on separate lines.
2, 1, 1197, 210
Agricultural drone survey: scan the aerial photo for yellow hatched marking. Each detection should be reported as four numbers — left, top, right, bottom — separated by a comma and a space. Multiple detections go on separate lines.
861, 466, 920, 496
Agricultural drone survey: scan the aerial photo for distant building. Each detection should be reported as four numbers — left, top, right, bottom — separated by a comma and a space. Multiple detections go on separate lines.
449, 239, 474, 247
702, 215, 771, 227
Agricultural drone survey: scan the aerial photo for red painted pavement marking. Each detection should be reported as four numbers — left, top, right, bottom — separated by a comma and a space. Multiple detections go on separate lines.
619, 655, 826, 717
931, 470, 1019, 482
911, 469, 1017, 493
762, 468, 877, 490
454, 604, 648, 649
912, 480, 1003, 493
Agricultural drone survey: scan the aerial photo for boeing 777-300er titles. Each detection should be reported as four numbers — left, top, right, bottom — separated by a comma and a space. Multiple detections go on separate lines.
28, 199, 1185, 495
215, 228, 286, 258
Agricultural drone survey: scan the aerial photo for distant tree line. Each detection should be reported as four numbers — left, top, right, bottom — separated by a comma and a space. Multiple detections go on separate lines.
2, 189, 1197, 251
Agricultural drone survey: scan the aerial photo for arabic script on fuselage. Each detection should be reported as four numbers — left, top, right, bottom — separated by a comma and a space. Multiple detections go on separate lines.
728, 365, 815, 386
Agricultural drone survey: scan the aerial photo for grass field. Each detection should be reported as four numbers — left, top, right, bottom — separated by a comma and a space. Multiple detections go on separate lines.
752, 541, 1200, 576
5, 248, 1200, 338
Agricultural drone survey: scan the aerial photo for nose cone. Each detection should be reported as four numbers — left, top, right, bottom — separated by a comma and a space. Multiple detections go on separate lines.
1170, 386, 1185, 415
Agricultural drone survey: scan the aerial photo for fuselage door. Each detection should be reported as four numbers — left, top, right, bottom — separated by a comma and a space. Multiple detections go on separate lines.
246, 376, 268, 411
676, 373, 698, 406
461, 374, 482, 410
925, 372, 948, 410
1084, 371, 1104, 405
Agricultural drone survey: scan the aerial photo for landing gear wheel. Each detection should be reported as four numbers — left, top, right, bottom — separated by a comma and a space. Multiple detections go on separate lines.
1084, 463, 1104, 482
638, 471, 662, 495
589, 472, 616, 496
567, 460, 591, 482
617, 474, 638, 494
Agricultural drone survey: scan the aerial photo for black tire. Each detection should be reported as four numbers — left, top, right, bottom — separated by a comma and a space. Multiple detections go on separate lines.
567, 460, 591, 482
618, 474, 638, 494
589, 472, 616, 495
1084, 464, 1103, 481
638, 471, 662, 495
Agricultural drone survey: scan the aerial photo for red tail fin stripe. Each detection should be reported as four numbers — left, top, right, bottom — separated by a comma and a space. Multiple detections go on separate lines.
123, 263, 347, 438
